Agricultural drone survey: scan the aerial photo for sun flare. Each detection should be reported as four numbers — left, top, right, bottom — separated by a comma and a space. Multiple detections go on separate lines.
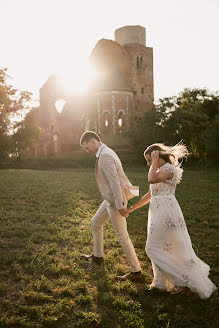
59, 61, 96, 94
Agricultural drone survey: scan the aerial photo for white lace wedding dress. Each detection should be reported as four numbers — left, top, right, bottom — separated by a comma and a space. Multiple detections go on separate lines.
146, 162, 217, 299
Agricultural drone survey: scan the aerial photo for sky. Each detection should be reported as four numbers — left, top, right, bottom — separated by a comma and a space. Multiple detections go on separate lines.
0, 0, 219, 105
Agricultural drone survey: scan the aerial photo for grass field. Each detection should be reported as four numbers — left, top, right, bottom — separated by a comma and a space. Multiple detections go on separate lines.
0, 168, 218, 327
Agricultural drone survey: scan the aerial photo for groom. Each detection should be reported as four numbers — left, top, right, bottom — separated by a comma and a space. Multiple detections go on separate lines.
80, 131, 143, 281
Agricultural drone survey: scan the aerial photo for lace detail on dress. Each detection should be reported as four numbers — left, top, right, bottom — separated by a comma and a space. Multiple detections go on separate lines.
162, 162, 183, 185
150, 163, 183, 197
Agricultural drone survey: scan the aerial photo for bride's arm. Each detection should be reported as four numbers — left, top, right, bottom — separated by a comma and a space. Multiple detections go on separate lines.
126, 190, 151, 214
148, 151, 173, 184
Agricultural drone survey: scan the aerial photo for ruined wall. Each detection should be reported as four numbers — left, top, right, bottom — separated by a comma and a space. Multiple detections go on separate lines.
90, 38, 132, 85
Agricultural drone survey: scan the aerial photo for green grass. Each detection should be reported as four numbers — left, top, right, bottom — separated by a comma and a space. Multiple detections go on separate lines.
0, 168, 218, 327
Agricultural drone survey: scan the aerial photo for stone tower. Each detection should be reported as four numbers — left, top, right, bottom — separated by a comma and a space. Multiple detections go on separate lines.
115, 25, 154, 112
115, 25, 146, 46
88, 25, 154, 136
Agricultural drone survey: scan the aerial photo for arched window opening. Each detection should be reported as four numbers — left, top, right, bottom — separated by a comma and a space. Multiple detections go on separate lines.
55, 99, 66, 113
137, 55, 144, 70
118, 110, 125, 133
103, 110, 110, 132
136, 56, 139, 69
141, 87, 144, 94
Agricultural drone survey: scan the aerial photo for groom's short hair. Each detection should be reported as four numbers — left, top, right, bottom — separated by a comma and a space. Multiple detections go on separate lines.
80, 131, 101, 145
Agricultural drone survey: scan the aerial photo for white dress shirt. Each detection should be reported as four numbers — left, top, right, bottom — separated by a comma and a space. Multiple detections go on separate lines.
96, 143, 105, 158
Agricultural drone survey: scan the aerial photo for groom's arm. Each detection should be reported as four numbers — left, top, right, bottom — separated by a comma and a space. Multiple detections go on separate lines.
100, 154, 125, 211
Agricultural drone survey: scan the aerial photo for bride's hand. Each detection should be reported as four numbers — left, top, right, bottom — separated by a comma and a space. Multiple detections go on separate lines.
151, 150, 159, 162
119, 208, 129, 218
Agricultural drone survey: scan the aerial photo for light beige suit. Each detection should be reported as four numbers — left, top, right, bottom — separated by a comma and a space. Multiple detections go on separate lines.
92, 144, 142, 272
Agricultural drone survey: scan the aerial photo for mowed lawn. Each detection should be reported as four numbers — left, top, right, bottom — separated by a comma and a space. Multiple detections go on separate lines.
0, 168, 218, 328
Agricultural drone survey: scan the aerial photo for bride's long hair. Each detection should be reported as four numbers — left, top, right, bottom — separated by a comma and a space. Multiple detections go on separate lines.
144, 141, 189, 167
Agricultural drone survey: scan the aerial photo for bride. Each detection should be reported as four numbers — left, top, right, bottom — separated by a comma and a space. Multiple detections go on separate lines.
126, 142, 217, 299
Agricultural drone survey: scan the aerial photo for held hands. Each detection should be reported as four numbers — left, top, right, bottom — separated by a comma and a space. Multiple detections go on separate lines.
119, 207, 133, 218
151, 150, 159, 162
119, 208, 129, 218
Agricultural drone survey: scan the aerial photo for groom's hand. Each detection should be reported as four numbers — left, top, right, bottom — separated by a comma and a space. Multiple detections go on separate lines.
119, 208, 129, 218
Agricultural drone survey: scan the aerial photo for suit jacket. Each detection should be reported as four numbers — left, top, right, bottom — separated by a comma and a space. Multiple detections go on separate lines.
96, 144, 139, 210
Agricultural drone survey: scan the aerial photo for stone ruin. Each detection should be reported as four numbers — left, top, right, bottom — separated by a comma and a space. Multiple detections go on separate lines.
35, 25, 154, 156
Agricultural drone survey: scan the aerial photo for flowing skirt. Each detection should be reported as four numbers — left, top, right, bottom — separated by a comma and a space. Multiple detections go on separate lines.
146, 195, 217, 299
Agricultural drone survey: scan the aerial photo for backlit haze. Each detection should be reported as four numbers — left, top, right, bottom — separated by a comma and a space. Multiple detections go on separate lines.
1, 0, 218, 108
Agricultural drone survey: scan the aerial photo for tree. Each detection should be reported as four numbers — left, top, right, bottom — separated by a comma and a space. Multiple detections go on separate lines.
205, 114, 219, 162
128, 88, 219, 163
128, 108, 157, 157
172, 89, 218, 157
0, 68, 32, 158
12, 107, 40, 158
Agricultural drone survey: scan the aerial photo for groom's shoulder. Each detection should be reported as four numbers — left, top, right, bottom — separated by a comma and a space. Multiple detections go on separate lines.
101, 145, 120, 161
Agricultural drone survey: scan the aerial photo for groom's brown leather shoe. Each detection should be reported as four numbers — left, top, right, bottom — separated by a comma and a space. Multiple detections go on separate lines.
80, 254, 104, 265
117, 271, 144, 282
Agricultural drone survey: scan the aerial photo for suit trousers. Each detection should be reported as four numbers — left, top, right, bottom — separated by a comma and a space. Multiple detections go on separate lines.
91, 200, 142, 272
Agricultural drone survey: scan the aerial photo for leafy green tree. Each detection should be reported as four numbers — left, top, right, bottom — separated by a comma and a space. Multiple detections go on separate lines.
12, 107, 40, 158
128, 107, 157, 156
0, 68, 32, 158
205, 114, 219, 163
173, 89, 218, 157
128, 88, 219, 162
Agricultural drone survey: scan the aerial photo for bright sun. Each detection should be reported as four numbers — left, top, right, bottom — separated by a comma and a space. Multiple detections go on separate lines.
54, 61, 97, 113
59, 61, 96, 93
